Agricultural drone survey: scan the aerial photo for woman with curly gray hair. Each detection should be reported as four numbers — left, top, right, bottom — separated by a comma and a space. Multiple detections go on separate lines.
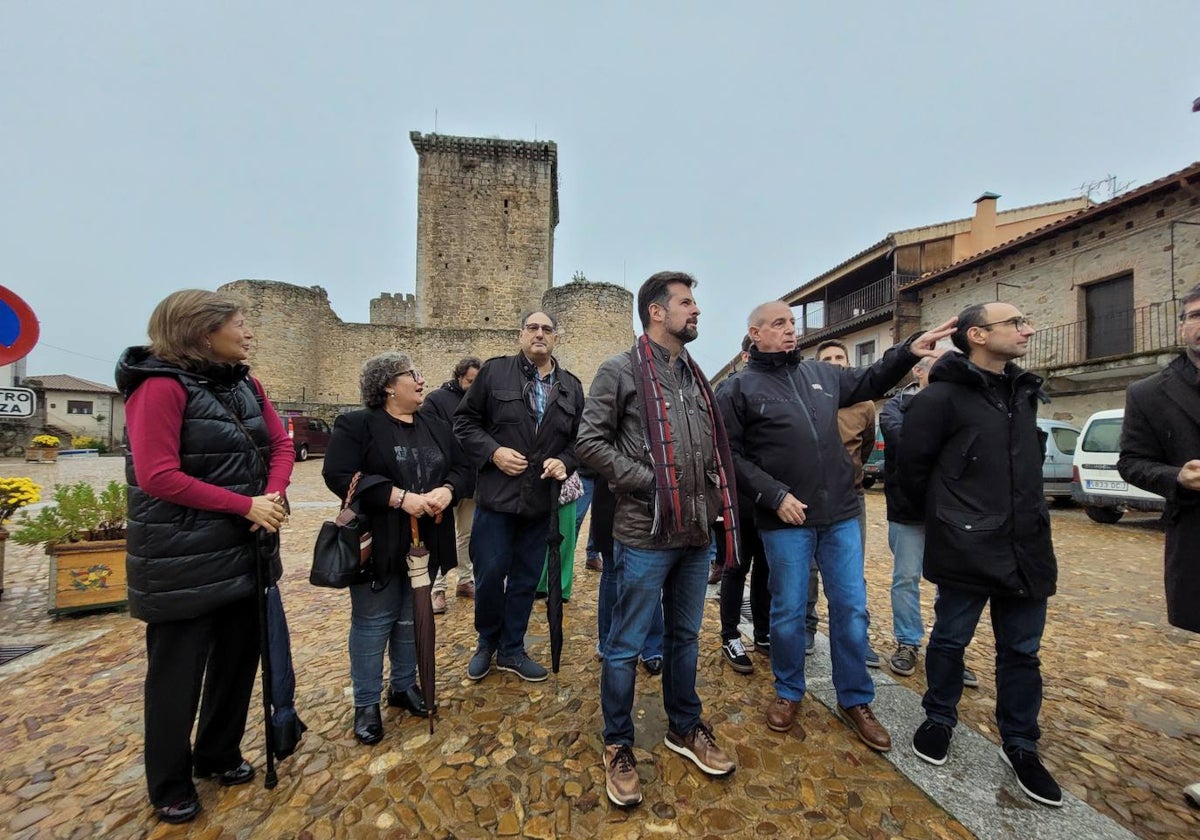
322, 352, 472, 745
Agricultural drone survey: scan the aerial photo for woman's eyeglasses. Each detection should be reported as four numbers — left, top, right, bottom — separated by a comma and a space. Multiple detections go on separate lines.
396, 369, 422, 382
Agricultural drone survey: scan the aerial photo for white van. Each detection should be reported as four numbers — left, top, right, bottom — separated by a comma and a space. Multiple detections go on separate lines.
1071, 408, 1165, 523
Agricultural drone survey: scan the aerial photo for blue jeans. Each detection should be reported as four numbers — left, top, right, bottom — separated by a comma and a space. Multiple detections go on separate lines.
888, 522, 925, 647
471, 506, 549, 658
761, 518, 873, 708
923, 588, 1046, 751
598, 539, 663, 660
806, 495, 869, 644
348, 575, 415, 707
601, 540, 710, 745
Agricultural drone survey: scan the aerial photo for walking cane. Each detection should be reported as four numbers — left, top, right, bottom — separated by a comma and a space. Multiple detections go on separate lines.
252, 534, 278, 789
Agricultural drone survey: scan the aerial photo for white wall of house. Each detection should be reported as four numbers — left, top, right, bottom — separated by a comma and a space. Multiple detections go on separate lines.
42, 389, 126, 445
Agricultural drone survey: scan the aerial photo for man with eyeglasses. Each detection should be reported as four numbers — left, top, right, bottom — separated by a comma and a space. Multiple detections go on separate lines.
454, 311, 584, 684
1118, 284, 1200, 811
900, 301, 1063, 808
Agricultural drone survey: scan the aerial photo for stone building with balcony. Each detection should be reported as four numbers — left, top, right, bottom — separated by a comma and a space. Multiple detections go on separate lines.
714, 192, 1088, 381
902, 161, 1200, 422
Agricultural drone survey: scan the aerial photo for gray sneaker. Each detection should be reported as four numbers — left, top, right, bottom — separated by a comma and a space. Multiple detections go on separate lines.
889, 644, 919, 677
496, 651, 548, 682
962, 666, 979, 688
865, 645, 881, 669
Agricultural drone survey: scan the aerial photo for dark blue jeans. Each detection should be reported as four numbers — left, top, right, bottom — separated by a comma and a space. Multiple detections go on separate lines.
471, 506, 550, 658
922, 587, 1047, 751
601, 540, 710, 745
598, 540, 664, 660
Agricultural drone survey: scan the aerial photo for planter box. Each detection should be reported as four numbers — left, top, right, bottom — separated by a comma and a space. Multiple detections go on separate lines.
26, 447, 59, 463
47, 539, 127, 617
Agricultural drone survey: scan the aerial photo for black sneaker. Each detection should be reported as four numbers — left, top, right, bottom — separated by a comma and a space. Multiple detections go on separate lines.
912, 720, 952, 766
496, 651, 548, 682
1001, 744, 1063, 807
865, 645, 881, 669
753, 636, 770, 654
467, 646, 494, 681
639, 656, 663, 676
720, 638, 754, 674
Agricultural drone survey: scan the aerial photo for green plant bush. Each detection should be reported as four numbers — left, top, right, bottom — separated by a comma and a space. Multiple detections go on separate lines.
13, 481, 128, 548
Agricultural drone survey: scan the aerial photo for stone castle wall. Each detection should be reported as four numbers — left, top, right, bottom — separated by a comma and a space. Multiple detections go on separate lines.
370, 292, 417, 327
223, 279, 633, 409
410, 132, 558, 331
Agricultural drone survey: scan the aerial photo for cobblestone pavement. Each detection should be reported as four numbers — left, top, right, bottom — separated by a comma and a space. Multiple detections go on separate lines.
0, 457, 1196, 838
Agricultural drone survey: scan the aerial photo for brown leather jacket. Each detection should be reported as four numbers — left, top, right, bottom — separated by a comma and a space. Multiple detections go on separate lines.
576, 340, 720, 549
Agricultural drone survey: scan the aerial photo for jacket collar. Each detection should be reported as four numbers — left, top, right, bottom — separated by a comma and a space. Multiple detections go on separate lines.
1161, 353, 1200, 427
929, 352, 1048, 403
517, 352, 557, 380
746, 345, 802, 369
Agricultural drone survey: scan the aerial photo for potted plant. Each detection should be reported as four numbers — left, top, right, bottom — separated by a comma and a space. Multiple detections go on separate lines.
26, 434, 62, 463
0, 477, 42, 599
13, 480, 128, 616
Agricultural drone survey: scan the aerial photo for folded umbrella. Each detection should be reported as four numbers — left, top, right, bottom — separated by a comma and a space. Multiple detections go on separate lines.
254, 531, 307, 789
546, 480, 564, 674
406, 514, 438, 734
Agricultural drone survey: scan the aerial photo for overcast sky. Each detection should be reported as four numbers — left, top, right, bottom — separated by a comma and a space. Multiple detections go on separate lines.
3, 1, 1198, 386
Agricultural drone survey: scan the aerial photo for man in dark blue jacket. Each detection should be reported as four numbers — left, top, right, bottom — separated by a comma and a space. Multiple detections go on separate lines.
900, 301, 1062, 808
718, 299, 953, 750
454, 313, 583, 684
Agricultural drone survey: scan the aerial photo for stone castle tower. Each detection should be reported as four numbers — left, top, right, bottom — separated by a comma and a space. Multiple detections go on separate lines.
407, 132, 558, 330
223, 131, 631, 412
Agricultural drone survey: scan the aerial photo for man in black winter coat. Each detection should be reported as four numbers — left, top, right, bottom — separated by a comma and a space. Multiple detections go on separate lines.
900, 301, 1063, 808
1118, 283, 1200, 810
424, 356, 482, 612
718, 299, 954, 752
454, 312, 583, 685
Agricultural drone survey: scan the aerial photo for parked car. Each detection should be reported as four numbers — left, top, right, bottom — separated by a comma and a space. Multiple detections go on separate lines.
1037, 418, 1080, 502
861, 427, 884, 489
285, 415, 331, 461
1071, 408, 1165, 523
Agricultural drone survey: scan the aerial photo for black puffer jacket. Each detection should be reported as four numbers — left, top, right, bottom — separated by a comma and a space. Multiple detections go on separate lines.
453, 353, 583, 518
898, 352, 1056, 599
117, 347, 275, 623
717, 340, 917, 529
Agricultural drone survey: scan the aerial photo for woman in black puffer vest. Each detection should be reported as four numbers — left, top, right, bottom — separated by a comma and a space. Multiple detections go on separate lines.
116, 289, 294, 825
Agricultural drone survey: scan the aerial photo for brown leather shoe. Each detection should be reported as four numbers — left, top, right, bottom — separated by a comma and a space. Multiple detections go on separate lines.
707, 562, 723, 585
837, 703, 891, 752
585, 555, 603, 571
766, 696, 800, 733
431, 591, 447, 615
455, 581, 475, 599
664, 721, 735, 776
603, 744, 642, 807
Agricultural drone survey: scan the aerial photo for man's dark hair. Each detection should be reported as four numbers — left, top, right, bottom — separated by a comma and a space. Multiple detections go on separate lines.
1181, 283, 1200, 310
740, 334, 752, 353
518, 310, 558, 331
951, 303, 991, 354
453, 356, 482, 380
816, 339, 848, 359
637, 271, 696, 329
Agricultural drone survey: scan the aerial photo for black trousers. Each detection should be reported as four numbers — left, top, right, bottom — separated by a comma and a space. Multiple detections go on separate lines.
144, 595, 260, 806
719, 513, 770, 643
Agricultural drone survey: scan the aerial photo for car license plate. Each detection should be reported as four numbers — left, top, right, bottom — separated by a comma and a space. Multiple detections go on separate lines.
1087, 479, 1128, 491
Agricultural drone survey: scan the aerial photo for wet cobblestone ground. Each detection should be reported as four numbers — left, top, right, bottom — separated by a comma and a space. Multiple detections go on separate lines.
0, 457, 1196, 838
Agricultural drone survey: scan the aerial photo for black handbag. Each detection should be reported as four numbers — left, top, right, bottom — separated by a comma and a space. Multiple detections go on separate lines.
310, 472, 374, 588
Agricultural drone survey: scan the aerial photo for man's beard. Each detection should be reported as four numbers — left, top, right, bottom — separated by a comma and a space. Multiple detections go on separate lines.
670, 323, 699, 344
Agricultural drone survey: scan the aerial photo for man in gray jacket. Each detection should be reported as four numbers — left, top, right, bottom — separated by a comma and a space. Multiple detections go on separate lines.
577, 271, 740, 808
